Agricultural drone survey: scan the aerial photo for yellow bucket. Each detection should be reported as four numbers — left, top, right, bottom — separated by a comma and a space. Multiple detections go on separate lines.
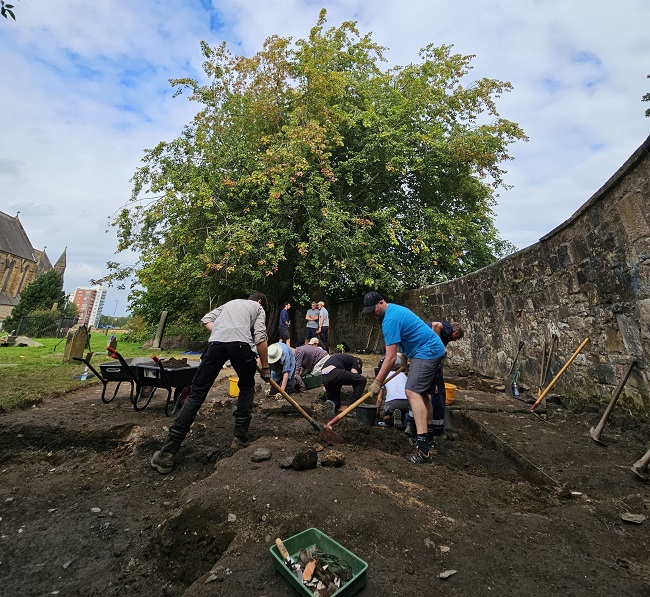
444, 383, 457, 405
229, 377, 240, 398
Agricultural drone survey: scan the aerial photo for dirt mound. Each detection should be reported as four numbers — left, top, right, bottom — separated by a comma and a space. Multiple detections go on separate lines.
0, 365, 649, 596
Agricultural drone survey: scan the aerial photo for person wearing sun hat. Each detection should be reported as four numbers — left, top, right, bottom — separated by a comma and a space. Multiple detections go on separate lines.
362, 291, 446, 464
268, 341, 297, 395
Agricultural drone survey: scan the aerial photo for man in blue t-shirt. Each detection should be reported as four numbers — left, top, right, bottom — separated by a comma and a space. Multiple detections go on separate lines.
363, 291, 446, 464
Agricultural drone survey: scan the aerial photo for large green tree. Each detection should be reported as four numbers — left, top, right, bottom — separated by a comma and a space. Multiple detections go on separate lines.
3, 269, 69, 332
109, 10, 526, 325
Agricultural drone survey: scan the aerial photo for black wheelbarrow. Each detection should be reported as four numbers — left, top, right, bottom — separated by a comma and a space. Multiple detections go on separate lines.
132, 355, 199, 416
73, 347, 157, 404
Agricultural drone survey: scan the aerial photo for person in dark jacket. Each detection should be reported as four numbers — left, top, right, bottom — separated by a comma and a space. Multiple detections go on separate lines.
321, 353, 366, 417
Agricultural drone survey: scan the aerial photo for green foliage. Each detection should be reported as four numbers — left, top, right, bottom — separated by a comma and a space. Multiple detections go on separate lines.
118, 315, 154, 343
97, 314, 131, 328
3, 270, 67, 332
108, 9, 526, 326
643, 75, 650, 117
1, 1, 17, 21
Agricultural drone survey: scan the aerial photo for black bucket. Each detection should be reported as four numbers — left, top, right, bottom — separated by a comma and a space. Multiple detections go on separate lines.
355, 404, 377, 427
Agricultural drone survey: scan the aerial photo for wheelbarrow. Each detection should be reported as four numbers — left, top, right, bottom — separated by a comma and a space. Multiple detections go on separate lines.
73, 348, 157, 404
132, 355, 199, 416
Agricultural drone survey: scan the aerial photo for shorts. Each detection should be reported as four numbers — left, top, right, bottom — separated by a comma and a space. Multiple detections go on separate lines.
278, 327, 290, 341
405, 356, 444, 396
305, 327, 319, 340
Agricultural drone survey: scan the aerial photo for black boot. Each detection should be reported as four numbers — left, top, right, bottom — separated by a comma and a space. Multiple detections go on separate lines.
151, 438, 181, 474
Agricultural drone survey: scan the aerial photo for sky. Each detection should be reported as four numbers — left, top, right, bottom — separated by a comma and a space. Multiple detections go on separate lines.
0, 0, 648, 317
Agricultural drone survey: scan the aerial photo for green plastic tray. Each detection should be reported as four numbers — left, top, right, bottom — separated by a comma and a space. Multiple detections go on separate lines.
270, 527, 367, 596
303, 373, 322, 389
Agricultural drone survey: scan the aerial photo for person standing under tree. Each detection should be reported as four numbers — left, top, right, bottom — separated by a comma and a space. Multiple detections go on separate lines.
305, 301, 320, 345
278, 301, 291, 346
317, 300, 330, 352
363, 291, 446, 464
150, 293, 270, 474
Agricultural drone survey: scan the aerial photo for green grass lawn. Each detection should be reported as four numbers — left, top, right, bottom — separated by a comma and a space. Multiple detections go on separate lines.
0, 334, 196, 412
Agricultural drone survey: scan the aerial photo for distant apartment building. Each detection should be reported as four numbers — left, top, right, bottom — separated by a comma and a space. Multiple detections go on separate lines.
71, 286, 108, 327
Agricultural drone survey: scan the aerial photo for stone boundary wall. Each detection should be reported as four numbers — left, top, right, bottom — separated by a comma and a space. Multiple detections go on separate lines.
327, 135, 650, 409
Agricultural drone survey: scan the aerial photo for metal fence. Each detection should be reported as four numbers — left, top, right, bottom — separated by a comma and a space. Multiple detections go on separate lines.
15, 315, 79, 338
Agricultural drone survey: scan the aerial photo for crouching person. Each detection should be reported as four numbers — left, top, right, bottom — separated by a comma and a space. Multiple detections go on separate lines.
151, 293, 270, 474
376, 354, 408, 429
268, 342, 297, 395
321, 353, 366, 418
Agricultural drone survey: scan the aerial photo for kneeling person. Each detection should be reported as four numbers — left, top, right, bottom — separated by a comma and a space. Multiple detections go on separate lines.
321, 353, 366, 417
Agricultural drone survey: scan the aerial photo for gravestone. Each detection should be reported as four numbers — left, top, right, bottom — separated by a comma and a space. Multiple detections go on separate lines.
63, 324, 89, 363
108, 333, 117, 354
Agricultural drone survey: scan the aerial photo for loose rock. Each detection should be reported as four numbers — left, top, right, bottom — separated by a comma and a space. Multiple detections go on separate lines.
439, 569, 457, 579
620, 512, 646, 524
291, 448, 318, 470
320, 450, 345, 467
251, 448, 272, 462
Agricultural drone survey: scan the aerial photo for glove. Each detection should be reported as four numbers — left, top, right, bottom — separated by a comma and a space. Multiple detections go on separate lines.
368, 380, 383, 396
260, 367, 271, 382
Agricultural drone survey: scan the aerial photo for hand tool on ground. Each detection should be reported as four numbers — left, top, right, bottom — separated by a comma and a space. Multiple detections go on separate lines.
590, 359, 637, 445
258, 365, 321, 432
530, 337, 589, 412
319, 366, 407, 443
504, 340, 524, 398
631, 446, 650, 482
359, 325, 374, 354
372, 332, 382, 355
539, 333, 558, 395
538, 338, 548, 395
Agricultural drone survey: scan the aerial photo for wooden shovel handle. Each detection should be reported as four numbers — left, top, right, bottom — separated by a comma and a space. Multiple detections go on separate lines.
531, 337, 589, 411
326, 366, 407, 427
257, 365, 321, 431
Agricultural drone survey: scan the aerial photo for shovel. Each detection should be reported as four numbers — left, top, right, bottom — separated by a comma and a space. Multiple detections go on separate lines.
504, 341, 524, 398
257, 366, 322, 433
530, 337, 589, 411
320, 366, 407, 443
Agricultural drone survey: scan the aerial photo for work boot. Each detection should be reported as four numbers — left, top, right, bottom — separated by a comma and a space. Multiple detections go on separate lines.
393, 409, 404, 429
150, 438, 181, 475
234, 424, 249, 444
407, 447, 433, 464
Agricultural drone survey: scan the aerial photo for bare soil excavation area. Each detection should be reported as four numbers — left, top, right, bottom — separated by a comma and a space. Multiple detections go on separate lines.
1, 359, 649, 597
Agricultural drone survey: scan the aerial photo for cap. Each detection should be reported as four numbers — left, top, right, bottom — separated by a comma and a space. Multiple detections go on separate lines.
362, 291, 384, 314
308, 337, 320, 345
317, 301, 325, 307
268, 343, 283, 364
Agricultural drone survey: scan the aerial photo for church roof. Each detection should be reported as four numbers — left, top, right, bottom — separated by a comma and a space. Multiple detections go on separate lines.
0, 211, 35, 261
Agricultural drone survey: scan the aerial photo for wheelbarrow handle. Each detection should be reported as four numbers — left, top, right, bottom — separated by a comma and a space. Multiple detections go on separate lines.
326, 366, 407, 427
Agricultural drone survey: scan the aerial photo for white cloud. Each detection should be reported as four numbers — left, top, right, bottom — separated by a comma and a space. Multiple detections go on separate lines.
1, 0, 649, 315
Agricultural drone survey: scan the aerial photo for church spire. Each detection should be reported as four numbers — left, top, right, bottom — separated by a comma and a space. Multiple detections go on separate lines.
54, 247, 67, 281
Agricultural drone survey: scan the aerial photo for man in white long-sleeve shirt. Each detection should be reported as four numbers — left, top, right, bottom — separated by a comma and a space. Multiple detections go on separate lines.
151, 293, 270, 474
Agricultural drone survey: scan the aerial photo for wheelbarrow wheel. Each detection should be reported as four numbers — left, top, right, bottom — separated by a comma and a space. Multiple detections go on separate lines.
166, 386, 190, 417
134, 385, 156, 411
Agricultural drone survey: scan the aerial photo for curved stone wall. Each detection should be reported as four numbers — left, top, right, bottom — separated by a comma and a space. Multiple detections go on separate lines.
329, 135, 650, 409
